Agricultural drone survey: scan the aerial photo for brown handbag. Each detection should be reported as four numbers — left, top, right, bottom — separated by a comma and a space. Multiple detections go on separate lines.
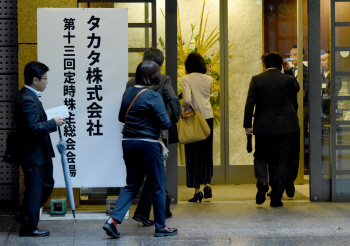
177, 106, 211, 144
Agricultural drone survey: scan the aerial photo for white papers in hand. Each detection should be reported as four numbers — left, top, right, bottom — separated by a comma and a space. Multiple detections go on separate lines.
45, 105, 69, 119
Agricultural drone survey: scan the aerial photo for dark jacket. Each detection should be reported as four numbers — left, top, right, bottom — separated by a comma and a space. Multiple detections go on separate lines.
243, 69, 300, 135
284, 64, 308, 105
126, 75, 181, 144
14, 87, 57, 166
119, 87, 171, 139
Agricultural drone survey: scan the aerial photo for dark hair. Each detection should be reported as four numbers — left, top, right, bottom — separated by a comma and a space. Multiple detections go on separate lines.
143, 47, 164, 67
185, 52, 206, 74
135, 61, 161, 86
24, 61, 49, 85
291, 45, 305, 55
261, 51, 283, 71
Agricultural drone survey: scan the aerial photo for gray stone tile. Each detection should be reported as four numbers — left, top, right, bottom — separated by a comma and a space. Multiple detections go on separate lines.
338, 237, 350, 246
208, 238, 277, 246
4, 240, 73, 246
2, 202, 350, 245
0, 216, 16, 232
0, 232, 8, 245
141, 240, 209, 246
75, 241, 141, 246
5, 235, 74, 246
273, 235, 344, 246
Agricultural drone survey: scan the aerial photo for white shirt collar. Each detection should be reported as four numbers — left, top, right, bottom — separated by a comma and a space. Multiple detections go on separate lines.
24, 85, 40, 98
324, 70, 330, 78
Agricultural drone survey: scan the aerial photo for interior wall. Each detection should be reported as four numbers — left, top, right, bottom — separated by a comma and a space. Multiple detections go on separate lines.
263, 0, 308, 58
228, 0, 263, 166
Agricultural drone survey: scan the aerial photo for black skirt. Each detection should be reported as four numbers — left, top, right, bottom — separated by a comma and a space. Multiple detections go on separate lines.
185, 118, 213, 188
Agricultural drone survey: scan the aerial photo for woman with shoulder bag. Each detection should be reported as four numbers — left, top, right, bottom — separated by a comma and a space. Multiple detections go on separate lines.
182, 52, 214, 202
102, 61, 178, 238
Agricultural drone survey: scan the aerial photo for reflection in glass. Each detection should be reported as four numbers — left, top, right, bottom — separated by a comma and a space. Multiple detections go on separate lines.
336, 177, 350, 196
335, 52, 350, 72
336, 127, 350, 146
335, 2, 350, 22
337, 150, 350, 171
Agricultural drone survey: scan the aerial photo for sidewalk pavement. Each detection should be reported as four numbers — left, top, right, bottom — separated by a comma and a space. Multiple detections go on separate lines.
1, 200, 350, 246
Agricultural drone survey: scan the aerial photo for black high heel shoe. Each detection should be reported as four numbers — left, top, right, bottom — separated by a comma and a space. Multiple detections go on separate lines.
203, 186, 212, 199
188, 192, 203, 203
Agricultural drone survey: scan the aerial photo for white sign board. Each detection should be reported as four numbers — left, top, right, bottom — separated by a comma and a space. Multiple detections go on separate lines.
37, 8, 128, 187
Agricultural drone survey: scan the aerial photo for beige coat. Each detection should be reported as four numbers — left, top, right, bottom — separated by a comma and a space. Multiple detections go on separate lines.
182, 72, 213, 119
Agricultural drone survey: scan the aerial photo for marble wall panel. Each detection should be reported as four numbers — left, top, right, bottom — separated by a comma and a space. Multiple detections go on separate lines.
228, 0, 263, 165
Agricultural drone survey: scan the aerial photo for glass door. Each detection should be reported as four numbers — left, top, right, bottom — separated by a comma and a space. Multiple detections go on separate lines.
331, 0, 350, 202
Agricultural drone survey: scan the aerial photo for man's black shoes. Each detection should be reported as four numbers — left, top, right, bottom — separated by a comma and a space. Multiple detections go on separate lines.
103, 219, 120, 238
132, 214, 155, 226
19, 228, 50, 237
15, 212, 25, 224
256, 184, 269, 205
154, 227, 178, 237
166, 212, 172, 219
270, 200, 283, 207
286, 183, 295, 198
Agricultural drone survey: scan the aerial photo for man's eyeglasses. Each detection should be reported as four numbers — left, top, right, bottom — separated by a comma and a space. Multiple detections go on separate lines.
40, 77, 48, 81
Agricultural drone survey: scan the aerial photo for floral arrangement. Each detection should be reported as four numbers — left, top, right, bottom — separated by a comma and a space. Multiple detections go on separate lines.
159, 0, 233, 127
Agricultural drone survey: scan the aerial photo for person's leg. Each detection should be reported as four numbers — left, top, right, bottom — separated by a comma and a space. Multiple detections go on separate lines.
21, 166, 45, 230
202, 118, 213, 199
110, 141, 146, 224
133, 179, 154, 225
286, 130, 300, 198
143, 142, 166, 229
185, 142, 200, 189
40, 163, 54, 207
254, 135, 269, 188
270, 133, 290, 206
185, 142, 204, 202
163, 139, 172, 217
165, 189, 172, 217
254, 135, 270, 204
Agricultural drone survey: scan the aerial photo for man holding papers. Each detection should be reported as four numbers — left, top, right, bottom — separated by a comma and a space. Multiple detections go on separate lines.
14, 61, 65, 237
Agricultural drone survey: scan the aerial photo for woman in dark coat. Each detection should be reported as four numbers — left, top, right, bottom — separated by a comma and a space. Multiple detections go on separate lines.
102, 61, 178, 238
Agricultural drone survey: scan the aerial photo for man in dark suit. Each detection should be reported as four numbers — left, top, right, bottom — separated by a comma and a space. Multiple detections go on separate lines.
282, 45, 308, 198
126, 47, 180, 225
244, 52, 300, 207
15, 61, 65, 237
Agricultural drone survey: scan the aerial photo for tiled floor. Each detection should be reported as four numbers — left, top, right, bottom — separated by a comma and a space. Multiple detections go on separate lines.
3, 184, 350, 246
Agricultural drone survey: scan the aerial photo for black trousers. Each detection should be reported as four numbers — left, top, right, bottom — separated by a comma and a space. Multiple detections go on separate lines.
254, 133, 291, 201
134, 138, 171, 220
287, 131, 300, 184
134, 180, 171, 220
185, 118, 213, 188
110, 140, 166, 229
21, 163, 54, 230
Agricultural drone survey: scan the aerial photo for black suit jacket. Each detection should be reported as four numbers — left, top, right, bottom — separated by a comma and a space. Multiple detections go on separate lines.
320, 72, 342, 118
243, 69, 300, 135
285, 64, 308, 105
126, 75, 181, 144
14, 87, 57, 166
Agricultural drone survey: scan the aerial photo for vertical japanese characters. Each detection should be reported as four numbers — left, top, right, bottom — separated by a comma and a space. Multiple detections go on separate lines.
63, 17, 77, 178
61, 16, 105, 178
86, 16, 104, 137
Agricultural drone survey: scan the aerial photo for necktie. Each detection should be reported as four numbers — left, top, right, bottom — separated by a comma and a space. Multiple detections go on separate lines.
294, 67, 298, 77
